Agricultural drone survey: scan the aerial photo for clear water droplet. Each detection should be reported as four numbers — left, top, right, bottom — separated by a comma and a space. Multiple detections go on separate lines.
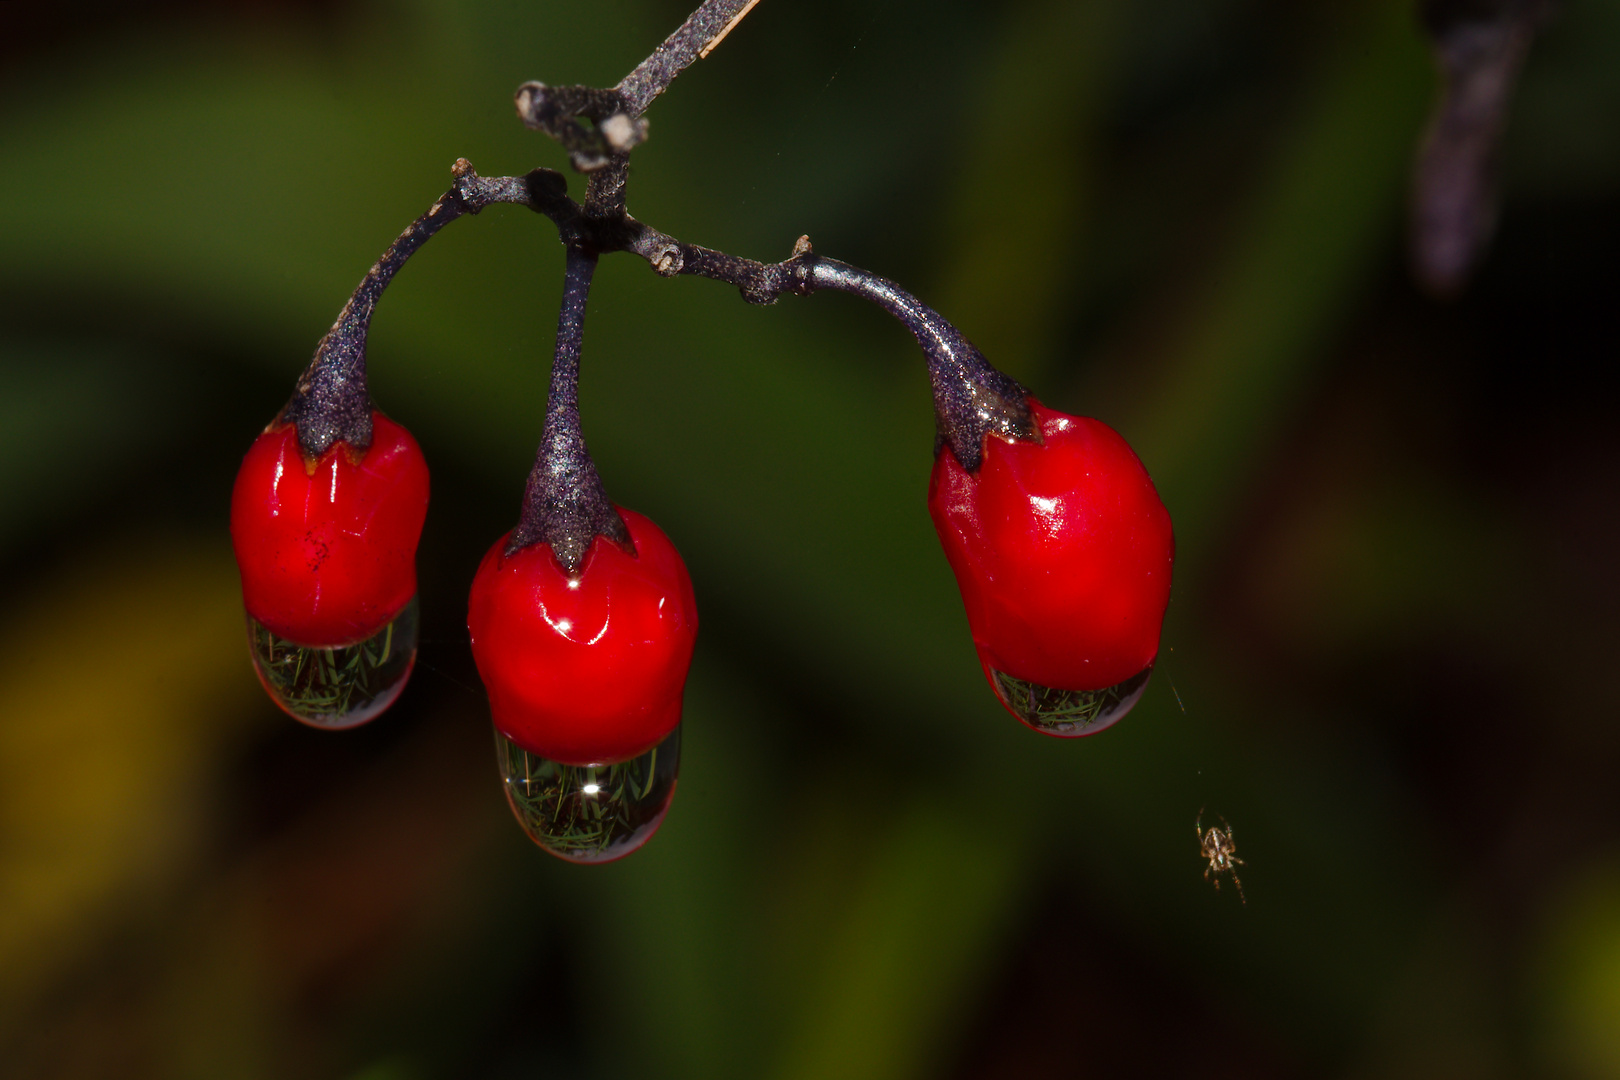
247, 596, 419, 730
988, 663, 1152, 737
496, 725, 680, 864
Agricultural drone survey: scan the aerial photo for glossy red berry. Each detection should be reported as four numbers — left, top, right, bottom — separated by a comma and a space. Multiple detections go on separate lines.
928, 398, 1173, 735
231, 410, 429, 729
467, 508, 698, 766
232, 410, 429, 644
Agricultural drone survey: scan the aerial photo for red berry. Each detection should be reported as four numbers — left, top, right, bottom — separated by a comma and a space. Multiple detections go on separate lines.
230, 411, 430, 646
928, 398, 1173, 734
467, 508, 698, 766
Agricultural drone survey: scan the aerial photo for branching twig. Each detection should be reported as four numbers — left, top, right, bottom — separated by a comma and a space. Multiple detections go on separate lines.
435, 157, 1034, 473
512, 0, 761, 221
286, 0, 1026, 552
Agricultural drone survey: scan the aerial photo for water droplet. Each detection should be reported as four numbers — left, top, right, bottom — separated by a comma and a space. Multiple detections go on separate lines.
496, 725, 680, 864
988, 663, 1152, 737
247, 596, 419, 729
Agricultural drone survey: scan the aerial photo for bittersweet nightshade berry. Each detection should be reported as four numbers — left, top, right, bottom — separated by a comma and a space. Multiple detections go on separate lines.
468, 510, 698, 767
230, 411, 429, 728
232, 412, 428, 645
467, 246, 696, 861
929, 399, 1174, 736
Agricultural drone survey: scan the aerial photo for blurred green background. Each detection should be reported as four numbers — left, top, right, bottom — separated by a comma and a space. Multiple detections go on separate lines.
1, 0, 1617, 1076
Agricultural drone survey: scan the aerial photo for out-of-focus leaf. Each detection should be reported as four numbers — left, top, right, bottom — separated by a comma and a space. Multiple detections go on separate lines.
1504, 0, 1620, 193
1533, 862, 1620, 1079
767, 799, 1028, 1080
0, 340, 171, 553
0, 539, 262, 1035
1123, 0, 1433, 570
932, 0, 1118, 385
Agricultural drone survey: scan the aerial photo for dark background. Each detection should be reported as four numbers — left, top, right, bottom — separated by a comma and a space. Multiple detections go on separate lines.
1, 0, 1617, 1076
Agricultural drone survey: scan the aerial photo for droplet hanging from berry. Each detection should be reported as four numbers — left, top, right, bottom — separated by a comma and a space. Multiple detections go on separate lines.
985, 662, 1152, 737
247, 596, 420, 729
496, 724, 681, 863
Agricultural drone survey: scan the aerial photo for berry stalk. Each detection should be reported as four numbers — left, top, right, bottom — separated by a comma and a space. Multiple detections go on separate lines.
508, 246, 632, 570
280, 163, 541, 457
801, 257, 1038, 472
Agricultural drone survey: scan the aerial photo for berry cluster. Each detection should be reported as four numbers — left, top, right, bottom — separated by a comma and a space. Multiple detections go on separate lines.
228, 0, 1173, 863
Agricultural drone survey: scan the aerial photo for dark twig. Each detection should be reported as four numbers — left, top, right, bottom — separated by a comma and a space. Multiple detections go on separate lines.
616, 226, 1035, 469
584, 158, 633, 223
805, 259, 1036, 472
280, 185, 468, 456
513, 0, 761, 220
510, 0, 760, 185
1412, 0, 1556, 295
509, 247, 633, 570
616, 0, 760, 117
292, 0, 1021, 507
511, 171, 1036, 471
514, 83, 646, 173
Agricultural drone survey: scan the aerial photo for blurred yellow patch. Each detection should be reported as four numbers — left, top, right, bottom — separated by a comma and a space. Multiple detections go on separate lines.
0, 537, 263, 1023
1537, 861, 1620, 1079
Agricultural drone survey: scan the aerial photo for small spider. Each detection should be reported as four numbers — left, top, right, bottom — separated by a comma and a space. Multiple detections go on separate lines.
1196, 808, 1246, 904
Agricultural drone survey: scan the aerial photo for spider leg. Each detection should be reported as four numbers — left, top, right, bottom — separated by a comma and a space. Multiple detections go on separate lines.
1196, 807, 1206, 837
1231, 870, 1246, 905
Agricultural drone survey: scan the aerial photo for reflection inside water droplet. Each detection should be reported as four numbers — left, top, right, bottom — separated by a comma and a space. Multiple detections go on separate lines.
496, 725, 680, 864
246, 596, 418, 730
988, 662, 1152, 737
